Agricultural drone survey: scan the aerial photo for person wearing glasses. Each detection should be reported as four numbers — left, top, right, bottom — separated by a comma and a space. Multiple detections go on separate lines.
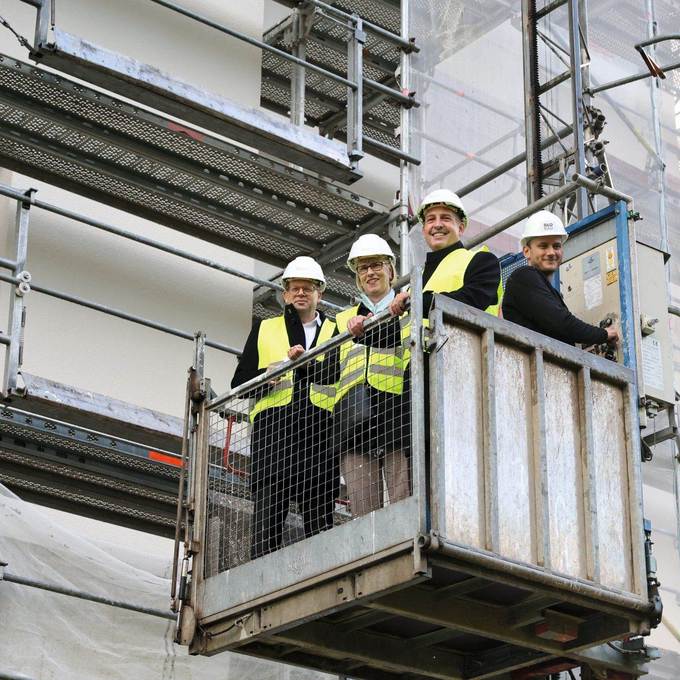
231, 256, 338, 559
333, 234, 411, 517
389, 189, 502, 318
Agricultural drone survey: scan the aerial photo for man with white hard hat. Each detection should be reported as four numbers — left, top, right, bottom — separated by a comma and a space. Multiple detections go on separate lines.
502, 210, 619, 346
231, 256, 339, 559
389, 189, 502, 317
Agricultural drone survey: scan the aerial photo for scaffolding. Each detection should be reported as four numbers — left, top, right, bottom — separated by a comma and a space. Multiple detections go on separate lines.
0, 0, 678, 678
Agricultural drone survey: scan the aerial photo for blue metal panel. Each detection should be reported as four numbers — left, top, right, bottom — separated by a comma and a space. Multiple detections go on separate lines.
566, 203, 618, 238
614, 201, 636, 372
499, 252, 527, 289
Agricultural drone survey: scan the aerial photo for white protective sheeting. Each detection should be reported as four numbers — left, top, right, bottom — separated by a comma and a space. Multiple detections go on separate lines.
0, 483, 334, 680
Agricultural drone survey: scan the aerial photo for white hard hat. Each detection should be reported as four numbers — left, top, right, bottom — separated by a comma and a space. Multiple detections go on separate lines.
520, 210, 569, 247
346, 234, 395, 272
417, 189, 467, 226
282, 256, 326, 291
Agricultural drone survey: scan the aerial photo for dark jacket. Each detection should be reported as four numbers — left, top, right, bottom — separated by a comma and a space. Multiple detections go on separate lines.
231, 304, 338, 490
336, 301, 409, 455
231, 304, 336, 392
502, 265, 608, 346
422, 241, 501, 315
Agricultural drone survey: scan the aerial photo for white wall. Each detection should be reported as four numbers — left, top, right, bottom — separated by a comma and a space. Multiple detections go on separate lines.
0, 0, 269, 415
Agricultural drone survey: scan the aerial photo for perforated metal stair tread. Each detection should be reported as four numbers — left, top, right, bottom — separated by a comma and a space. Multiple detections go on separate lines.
0, 55, 389, 276
261, 7, 402, 163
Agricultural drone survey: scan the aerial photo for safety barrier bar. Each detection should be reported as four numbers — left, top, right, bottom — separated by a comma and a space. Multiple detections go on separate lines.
0, 184, 312, 396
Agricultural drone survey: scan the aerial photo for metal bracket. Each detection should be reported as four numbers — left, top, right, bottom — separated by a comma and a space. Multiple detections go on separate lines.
346, 14, 365, 166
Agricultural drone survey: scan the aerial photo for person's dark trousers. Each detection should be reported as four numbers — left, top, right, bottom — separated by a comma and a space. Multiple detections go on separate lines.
249, 400, 339, 560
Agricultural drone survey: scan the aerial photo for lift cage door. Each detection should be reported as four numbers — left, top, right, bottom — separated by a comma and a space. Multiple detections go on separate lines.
427, 294, 648, 606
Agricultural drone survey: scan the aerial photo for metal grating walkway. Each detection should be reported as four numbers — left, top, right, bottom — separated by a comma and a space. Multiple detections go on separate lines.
262, 6, 402, 163
0, 55, 391, 309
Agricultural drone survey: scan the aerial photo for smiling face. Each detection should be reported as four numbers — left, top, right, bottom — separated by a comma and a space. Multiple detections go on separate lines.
355, 257, 394, 302
282, 278, 322, 319
523, 236, 565, 275
422, 205, 465, 251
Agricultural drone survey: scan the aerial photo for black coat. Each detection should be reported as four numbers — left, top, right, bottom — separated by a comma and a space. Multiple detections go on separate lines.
335, 302, 410, 455
502, 265, 608, 346
422, 241, 501, 316
231, 305, 338, 491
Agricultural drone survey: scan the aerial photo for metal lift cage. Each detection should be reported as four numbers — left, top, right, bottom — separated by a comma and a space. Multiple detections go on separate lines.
176, 269, 653, 680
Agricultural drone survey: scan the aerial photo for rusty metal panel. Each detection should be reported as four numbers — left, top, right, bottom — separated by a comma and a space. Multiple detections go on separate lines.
543, 361, 587, 579
430, 297, 646, 605
494, 343, 535, 563
591, 379, 633, 592
435, 324, 485, 548
200, 495, 420, 618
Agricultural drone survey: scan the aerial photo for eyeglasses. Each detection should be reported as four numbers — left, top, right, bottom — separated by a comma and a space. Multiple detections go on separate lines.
356, 260, 388, 275
286, 285, 317, 295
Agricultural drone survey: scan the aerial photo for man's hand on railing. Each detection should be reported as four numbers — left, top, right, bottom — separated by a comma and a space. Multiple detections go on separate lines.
605, 325, 620, 345
389, 291, 410, 317
347, 314, 372, 338
287, 345, 305, 360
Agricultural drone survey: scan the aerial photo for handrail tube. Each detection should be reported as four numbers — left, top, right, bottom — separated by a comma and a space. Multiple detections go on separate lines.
208, 295, 410, 408
364, 136, 421, 165
146, 0, 357, 90
303, 0, 419, 52
572, 174, 634, 205
0, 272, 241, 356
535, 0, 568, 20
456, 126, 572, 198
364, 77, 418, 107
588, 59, 680, 95
29, 281, 242, 355
635, 34, 680, 50
2, 570, 177, 620
0, 182, 345, 313
0, 256, 17, 271
465, 174, 630, 248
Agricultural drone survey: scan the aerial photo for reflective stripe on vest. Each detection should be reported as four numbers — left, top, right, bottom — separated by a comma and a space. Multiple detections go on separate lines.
334, 305, 408, 401
250, 316, 336, 421
250, 316, 293, 422
423, 245, 503, 320
308, 318, 337, 411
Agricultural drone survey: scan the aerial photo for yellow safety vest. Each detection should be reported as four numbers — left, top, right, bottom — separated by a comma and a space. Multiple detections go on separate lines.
332, 305, 410, 405
250, 315, 335, 422
423, 245, 503, 317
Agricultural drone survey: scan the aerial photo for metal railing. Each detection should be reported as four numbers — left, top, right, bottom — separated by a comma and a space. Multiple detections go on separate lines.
20, 0, 420, 171
0, 183, 349, 396
207, 308, 414, 571
173, 268, 426, 630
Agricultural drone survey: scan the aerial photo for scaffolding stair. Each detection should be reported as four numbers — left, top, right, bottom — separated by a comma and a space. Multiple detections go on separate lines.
0, 55, 391, 309
28, 27, 362, 183
262, 8, 402, 164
